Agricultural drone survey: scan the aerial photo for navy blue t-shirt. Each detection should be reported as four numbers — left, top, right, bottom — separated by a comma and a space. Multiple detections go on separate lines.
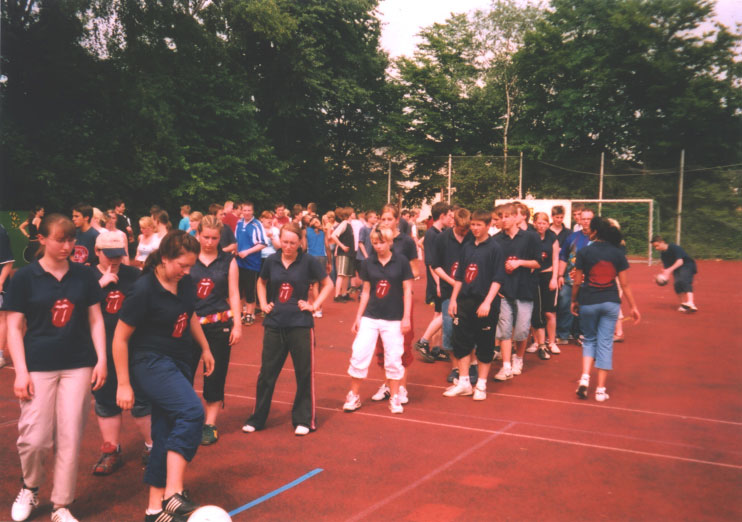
432, 228, 472, 301
0, 224, 13, 266
422, 225, 442, 297
72, 227, 99, 265
575, 241, 629, 305
191, 252, 234, 317
119, 271, 198, 362
493, 229, 541, 300
660, 243, 697, 274
260, 250, 326, 329
360, 253, 413, 321
551, 225, 569, 247
219, 225, 236, 251
4, 261, 102, 371
95, 264, 140, 345
454, 236, 506, 300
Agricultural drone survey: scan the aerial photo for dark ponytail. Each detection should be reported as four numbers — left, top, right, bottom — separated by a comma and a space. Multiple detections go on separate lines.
589, 216, 623, 248
143, 230, 200, 273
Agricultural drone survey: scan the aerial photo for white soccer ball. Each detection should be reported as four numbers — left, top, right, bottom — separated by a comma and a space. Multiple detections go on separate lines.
655, 273, 669, 286
188, 506, 232, 522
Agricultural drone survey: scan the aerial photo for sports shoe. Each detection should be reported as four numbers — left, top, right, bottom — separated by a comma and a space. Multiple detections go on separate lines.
389, 394, 404, 414
11, 487, 38, 521
472, 385, 487, 401
677, 306, 687, 312
371, 383, 390, 401
595, 388, 610, 402
398, 385, 409, 405
512, 356, 523, 376
555, 338, 569, 345
537, 345, 551, 360
92, 442, 123, 475
447, 368, 459, 383
493, 367, 512, 381
241, 423, 256, 433
294, 425, 310, 436
162, 491, 198, 518
415, 339, 436, 363
548, 342, 561, 354
201, 424, 218, 446
50, 507, 78, 522
576, 374, 590, 400
680, 302, 697, 312
431, 346, 450, 361
245, 314, 255, 326
443, 380, 473, 397
144, 511, 185, 522
343, 391, 361, 412
313, 310, 323, 318
241, 313, 249, 325
469, 364, 478, 385
526, 342, 538, 353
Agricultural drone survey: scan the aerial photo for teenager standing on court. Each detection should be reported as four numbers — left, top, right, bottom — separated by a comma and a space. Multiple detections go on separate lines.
242, 223, 333, 436
572, 217, 640, 402
651, 235, 698, 312
91, 231, 152, 477
343, 226, 412, 414
5, 214, 107, 522
113, 230, 215, 522
192, 216, 242, 445
331, 207, 355, 302
71, 204, 99, 266
530, 212, 560, 358
235, 201, 266, 326
134, 216, 161, 268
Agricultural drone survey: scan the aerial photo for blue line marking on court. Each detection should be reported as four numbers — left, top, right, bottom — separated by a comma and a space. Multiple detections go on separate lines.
228, 468, 324, 517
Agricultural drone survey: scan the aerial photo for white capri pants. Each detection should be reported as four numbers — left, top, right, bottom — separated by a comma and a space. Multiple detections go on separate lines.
348, 317, 404, 380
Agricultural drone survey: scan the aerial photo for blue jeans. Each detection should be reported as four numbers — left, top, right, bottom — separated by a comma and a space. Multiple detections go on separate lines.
133, 352, 204, 488
441, 299, 453, 351
556, 284, 574, 339
579, 301, 620, 370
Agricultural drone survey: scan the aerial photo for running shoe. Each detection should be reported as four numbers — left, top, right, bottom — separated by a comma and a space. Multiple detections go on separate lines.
472, 385, 487, 401
144, 511, 186, 522
443, 380, 473, 397
537, 345, 551, 360
526, 342, 538, 353
371, 383, 391, 401
50, 507, 78, 522
493, 367, 512, 381
313, 310, 323, 318
389, 394, 404, 414
241, 423, 256, 433
415, 339, 436, 363
11, 487, 38, 522
294, 425, 310, 436
555, 338, 569, 345
245, 314, 255, 326
595, 388, 610, 402
201, 424, 218, 446
431, 346, 450, 361
512, 355, 524, 375
680, 302, 698, 312
162, 492, 198, 518
92, 442, 123, 475
398, 385, 409, 405
576, 375, 590, 400
548, 342, 561, 354
343, 391, 362, 412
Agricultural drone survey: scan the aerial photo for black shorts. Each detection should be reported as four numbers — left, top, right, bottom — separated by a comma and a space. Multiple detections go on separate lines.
201, 323, 233, 403
532, 272, 557, 328
451, 296, 499, 363
239, 268, 259, 303
673, 265, 695, 294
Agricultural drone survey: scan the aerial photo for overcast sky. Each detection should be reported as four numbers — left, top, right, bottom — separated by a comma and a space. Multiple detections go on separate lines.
377, 0, 742, 58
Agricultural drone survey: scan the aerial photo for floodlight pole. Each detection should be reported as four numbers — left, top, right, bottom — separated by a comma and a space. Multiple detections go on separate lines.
599, 152, 604, 215
518, 151, 523, 199
448, 154, 452, 204
676, 149, 685, 245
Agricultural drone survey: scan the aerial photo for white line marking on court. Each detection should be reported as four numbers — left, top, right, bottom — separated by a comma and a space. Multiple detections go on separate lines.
218, 390, 742, 470
345, 423, 516, 522
227, 362, 742, 426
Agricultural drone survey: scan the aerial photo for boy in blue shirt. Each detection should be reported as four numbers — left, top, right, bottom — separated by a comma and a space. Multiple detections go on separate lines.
235, 201, 266, 325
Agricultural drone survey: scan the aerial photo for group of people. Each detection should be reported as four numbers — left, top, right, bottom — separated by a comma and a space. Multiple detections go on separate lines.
0, 196, 698, 522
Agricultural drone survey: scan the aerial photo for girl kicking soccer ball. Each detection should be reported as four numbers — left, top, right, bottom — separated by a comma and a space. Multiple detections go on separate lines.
343, 226, 412, 414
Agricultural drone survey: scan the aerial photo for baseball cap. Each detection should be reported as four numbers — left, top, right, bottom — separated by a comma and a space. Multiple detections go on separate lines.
95, 231, 127, 258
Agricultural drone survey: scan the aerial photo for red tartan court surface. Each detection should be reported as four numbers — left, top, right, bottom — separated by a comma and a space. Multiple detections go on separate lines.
1, 260, 741, 521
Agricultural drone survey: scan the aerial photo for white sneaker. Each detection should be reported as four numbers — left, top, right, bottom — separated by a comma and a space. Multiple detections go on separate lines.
294, 425, 310, 436
398, 386, 409, 405
343, 391, 361, 412
473, 385, 487, 401
313, 310, 323, 318
680, 302, 697, 312
512, 356, 523, 376
595, 388, 610, 402
525, 342, 538, 353
241, 423, 256, 433
371, 383, 390, 401
12, 488, 38, 522
493, 367, 512, 381
51, 507, 79, 522
548, 342, 561, 354
389, 394, 404, 414
443, 380, 473, 397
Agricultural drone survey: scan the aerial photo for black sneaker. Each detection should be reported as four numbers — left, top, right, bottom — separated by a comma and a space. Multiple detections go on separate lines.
469, 364, 478, 386
245, 314, 255, 326
415, 340, 436, 363
145, 511, 187, 522
537, 345, 551, 360
447, 368, 459, 383
431, 346, 450, 361
201, 424, 218, 445
162, 491, 198, 518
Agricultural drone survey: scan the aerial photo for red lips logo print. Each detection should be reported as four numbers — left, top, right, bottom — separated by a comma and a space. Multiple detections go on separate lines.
196, 278, 215, 299
105, 290, 124, 314
51, 298, 74, 327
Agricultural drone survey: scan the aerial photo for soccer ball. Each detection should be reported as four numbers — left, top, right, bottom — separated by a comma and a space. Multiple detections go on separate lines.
655, 274, 669, 286
188, 506, 232, 522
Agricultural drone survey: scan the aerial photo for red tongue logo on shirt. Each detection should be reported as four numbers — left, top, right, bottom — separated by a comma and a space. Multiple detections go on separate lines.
51, 298, 75, 327
375, 279, 390, 299
505, 256, 518, 274
450, 261, 459, 278
278, 282, 293, 303
465, 264, 478, 284
196, 278, 215, 299
105, 290, 124, 314
71, 245, 89, 264
172, 313, 188, 338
